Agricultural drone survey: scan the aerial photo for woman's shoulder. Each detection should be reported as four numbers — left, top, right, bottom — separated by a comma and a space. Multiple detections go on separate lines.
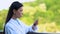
5, 19, 16, 28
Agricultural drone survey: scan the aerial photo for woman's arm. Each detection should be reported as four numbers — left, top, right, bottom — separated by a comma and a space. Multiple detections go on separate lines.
25, 19, 38, 33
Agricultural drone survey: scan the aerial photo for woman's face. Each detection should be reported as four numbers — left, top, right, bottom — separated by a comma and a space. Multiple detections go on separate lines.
14, 7, 23, 18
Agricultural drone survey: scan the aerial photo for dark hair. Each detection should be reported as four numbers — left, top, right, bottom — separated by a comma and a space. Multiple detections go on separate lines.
3, 1, 23, 34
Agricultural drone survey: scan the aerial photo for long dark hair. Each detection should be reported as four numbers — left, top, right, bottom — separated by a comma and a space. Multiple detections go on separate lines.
3, 1, 23, 34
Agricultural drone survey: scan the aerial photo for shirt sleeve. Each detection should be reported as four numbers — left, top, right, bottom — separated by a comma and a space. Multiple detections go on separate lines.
28, 25, 38, 32
17, 19, 38, 33
25, 25, 38, 33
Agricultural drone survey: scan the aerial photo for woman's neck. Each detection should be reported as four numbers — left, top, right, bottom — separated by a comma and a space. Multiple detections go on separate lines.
12, 15, 17, 19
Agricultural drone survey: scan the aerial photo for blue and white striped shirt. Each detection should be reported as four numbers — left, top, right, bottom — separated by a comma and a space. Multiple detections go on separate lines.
5, 18, 37, 34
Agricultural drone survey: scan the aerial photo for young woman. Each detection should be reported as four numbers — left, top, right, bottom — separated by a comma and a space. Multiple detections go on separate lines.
3, 1, 38, 34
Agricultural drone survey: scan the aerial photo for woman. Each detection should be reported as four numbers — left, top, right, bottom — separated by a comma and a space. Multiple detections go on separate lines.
4, 1, 38, 34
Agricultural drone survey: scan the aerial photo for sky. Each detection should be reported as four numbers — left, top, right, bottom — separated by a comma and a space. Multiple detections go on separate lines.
0, 0, 35, 10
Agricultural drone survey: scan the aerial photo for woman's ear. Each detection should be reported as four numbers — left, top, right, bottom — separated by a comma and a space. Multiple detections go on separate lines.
13, 9, 16, 14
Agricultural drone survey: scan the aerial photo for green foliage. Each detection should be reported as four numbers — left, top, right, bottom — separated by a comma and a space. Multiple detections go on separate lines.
0, 9, 8, 30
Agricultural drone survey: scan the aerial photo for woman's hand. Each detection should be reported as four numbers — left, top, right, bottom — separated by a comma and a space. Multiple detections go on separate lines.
33, 19, 38, 26
32, 19, 38, 30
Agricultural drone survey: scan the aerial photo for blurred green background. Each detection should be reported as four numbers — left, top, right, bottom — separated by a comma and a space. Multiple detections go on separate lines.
0, 0, 60, 33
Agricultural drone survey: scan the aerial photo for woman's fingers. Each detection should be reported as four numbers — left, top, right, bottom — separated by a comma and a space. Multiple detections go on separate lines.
33, 19, 38, 26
